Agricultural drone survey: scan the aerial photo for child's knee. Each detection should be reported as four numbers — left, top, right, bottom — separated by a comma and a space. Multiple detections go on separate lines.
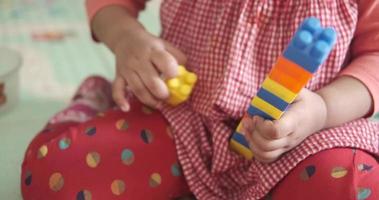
270, 148, 379, 200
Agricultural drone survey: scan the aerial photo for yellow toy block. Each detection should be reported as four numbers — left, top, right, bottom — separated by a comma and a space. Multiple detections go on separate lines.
251, 97, 283, 120
230, 140, 253, 160
166, 65, 197, 106
261, 77, 297, 103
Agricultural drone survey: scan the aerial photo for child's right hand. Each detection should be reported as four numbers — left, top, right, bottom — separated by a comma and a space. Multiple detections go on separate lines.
112, 29, 187, 111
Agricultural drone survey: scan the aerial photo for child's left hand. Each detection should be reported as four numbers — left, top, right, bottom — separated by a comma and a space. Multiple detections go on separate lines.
243, 89, 327, 163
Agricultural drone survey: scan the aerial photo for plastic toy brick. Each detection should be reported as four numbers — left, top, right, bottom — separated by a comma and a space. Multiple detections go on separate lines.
256, 88, 288, 111
274, 56, 312, 85
166, 65, 197, 106
230, 17, 337, 160
283, 18, 337, 73
251, 97, 283, 120
261, 77, 297, 103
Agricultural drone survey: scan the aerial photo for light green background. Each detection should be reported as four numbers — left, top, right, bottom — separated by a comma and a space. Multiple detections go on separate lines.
0, 0, 160, 199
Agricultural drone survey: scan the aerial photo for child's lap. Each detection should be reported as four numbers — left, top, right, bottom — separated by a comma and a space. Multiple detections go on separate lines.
21, 99, 189, 200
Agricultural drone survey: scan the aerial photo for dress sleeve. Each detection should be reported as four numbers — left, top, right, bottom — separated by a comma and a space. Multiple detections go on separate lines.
86, 0, 148, 20
339, 0, 379, 117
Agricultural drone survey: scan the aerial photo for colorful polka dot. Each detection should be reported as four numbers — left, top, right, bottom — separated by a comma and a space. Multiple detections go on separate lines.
37, 145, 48, 159
300, 165, 316, 181
142, 106, 154, 114
49, 172, 64, 192
357, 187, 371, 200
141, 129, 154, 144
85, 127, 96, 136
86, 152, 101, 168
116, 119, 129, 131
24, 170, 32, 186
121, 149, 134, 165
171, 163, 182, 177
111, 179, 126, 196
59, 137, 71, 150
149, 173, 162, 188
76, 190, 92, 200
358, 164, 373, 172
331, 167, 348, 178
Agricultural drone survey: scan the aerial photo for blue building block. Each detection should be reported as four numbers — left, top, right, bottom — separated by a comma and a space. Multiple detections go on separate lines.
283, 17, 337, 73
231, 132, 250, 148
256, 88, 289, 111
247, 105, 274, 120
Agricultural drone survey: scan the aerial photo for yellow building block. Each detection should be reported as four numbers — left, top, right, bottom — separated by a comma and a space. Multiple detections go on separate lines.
230, 139, 253, 160
251, 96, 283, 120
261, 77, 297, 103
166, 66, 197, 106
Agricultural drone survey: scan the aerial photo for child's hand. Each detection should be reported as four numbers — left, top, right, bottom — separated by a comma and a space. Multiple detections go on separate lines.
112, 29, 187, 111
243, 89, 327, 163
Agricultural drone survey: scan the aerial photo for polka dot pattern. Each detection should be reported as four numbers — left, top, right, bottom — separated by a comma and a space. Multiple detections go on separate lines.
111, 180, 126, 196
37, 145, 48, 159
116, 119, 129, 131
299, 165, 315, 181
357, 188, 371, 200
331, 167, 348, 179
171, 163, 182, 177
59, 137, 71, 150
24, 170, 32, 186
121, 149, 134, 165
49, 172, 64, 192
358, 164, 373, 172
86, 152, 101, 168
76, 190, 92, 200
141, 106, 154, 114
149, 173, 162, 188
85, 127, 96, 136
141, 129, 154, 144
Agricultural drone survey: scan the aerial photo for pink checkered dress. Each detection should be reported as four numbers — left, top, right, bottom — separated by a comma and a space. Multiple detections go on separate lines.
159, 1, 379, 199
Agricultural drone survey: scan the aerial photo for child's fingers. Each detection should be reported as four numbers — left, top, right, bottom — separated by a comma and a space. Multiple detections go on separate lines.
254, 117, 284, 140
150, 49, 179, 79
112, 76, 130, 112
247, 129, 290, 152
163, 41, 187, 65
136, 61, 170, 100
248, 137, 285, 163
125, 71, 160, 108
273, 104, 299, 138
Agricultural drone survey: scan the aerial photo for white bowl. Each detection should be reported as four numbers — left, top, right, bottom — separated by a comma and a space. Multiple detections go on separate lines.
0, 47, 22, 114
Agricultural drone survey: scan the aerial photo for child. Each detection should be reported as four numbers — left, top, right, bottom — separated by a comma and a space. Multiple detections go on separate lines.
21, 0, 379, 199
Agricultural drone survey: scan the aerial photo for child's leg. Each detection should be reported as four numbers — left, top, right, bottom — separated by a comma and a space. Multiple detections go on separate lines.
268, 148, 379, 200
21, 78, 190, 200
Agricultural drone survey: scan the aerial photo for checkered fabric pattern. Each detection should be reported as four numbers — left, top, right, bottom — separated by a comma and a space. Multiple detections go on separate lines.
157, 1, 379, 199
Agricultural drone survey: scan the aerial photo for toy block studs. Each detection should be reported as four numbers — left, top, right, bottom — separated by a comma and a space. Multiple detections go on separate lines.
166, 65, 197, 106
283, 17, 337, 73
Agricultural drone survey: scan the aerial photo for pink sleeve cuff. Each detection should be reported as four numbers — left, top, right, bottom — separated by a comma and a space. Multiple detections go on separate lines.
86, 0, 141, 22
339, 53, 379, 117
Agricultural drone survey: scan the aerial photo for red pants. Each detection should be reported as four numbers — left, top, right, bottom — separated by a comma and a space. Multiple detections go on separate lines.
268, 148, 379, 200
21, 99, 379, 200
21, 99, 190, 200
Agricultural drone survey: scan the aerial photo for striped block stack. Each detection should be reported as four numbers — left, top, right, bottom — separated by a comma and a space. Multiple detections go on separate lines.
230, 17, 337, 160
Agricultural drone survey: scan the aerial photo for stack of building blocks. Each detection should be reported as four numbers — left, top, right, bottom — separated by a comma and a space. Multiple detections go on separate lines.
166, 65, 198, 106
229, 17, 337, 160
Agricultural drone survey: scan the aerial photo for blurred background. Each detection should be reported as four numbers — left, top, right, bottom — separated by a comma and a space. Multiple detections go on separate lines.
0, 0, 160, 198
